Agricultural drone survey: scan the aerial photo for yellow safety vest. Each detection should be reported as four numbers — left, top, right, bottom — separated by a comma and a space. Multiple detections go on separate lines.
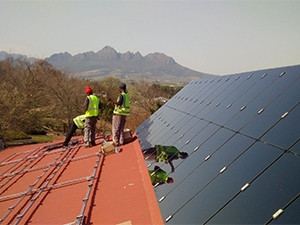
73, 115, 86, 129
113, 92, 130, 116
149, 169, 169, 185
85, 95, 99, 117
155, 145, 180, 163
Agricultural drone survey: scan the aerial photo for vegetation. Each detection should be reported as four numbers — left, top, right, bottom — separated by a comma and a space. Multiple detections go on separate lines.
30, 134, 59, 143
0, 57, 183, 144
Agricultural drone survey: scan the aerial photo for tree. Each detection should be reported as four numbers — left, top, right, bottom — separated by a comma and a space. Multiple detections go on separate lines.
0, 57, 182, 141
130, 81, 182, 114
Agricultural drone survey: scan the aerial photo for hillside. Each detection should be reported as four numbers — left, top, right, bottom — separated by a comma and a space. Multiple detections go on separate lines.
45, 46, 215, 84
0, 57, 184, 145
0, 51, 36, 63
0, 47, 215, 84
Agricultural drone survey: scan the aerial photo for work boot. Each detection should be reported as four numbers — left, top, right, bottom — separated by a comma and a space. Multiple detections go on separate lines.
115, 147, 122, 153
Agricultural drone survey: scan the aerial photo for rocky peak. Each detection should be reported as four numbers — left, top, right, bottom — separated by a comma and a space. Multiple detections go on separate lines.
145, 53, 176, 65
48, 52, 72, 61
96, 46, 119, 59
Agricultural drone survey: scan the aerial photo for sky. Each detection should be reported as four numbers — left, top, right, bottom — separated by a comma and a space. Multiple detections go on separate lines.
1, 0, 300, 75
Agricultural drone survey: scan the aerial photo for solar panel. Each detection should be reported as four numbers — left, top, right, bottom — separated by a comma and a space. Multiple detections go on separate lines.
136, 64, 300, 224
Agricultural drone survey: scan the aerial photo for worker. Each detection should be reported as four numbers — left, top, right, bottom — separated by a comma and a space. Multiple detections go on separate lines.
84, 86, 100, 147
63, 115, 86, 147
143, 145, 188, 172
108, 82, 130, 147
149, 166, 174, 186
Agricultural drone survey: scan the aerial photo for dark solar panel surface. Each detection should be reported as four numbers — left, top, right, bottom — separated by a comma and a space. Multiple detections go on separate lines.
136, 65, 300, 224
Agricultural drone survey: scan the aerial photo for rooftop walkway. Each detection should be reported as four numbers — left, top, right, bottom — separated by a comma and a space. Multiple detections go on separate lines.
0, 134, 163, 225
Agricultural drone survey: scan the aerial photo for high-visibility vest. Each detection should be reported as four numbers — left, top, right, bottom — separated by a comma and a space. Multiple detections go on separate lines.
85, 95, 99, 117
73, 115, 86, 129
149, 169, 168, 185
155, 145, 180, 163
113, 92, 130, 116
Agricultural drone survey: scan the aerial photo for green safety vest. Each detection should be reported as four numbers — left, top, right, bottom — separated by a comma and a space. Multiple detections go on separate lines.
149, 169, 168, 185
73, 115, 86, 129
85, 95, 99, 117
155, 145, 180, 163
113, 92, 130, 116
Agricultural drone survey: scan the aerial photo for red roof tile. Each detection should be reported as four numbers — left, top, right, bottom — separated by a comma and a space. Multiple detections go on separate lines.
0, 134, 163, 225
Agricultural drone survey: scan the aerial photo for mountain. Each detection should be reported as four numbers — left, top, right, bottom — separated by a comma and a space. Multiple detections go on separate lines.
0, 47, 215, 84
45, 46, 214, 84
0, 51, 36, 63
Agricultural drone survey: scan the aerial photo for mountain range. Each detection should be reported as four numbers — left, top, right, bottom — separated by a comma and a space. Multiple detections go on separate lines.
0, 51, 36, 63
1, 46, 215, 84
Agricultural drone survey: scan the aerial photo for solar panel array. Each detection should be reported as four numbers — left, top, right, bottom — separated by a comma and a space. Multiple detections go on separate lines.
136, 65, 300, 224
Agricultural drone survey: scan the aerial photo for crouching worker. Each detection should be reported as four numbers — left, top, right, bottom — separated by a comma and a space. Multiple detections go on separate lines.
149, 166, 174, 186
63, 115, 86, 147
143, 145, 188, 172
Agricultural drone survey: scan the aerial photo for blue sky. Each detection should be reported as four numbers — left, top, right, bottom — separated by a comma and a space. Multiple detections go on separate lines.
1, 0, 299, 75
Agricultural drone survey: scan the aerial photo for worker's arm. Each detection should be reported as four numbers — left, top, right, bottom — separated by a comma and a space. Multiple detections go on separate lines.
84, 97, 89, 111
116, 94, 123, 106
107, 94, 123, 106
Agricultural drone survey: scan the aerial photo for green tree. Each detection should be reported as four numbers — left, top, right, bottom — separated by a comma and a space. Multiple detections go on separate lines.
0, 57, 182, 142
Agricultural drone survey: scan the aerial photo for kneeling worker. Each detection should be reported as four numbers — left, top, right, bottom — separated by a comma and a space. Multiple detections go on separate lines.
63, 115, 86, 147
149, 166, 174, 186
143, 145, 188, 172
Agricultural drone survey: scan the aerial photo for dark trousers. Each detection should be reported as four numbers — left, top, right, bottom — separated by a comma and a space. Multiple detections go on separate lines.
142, 147, 156, 161
63, 122, 78, 146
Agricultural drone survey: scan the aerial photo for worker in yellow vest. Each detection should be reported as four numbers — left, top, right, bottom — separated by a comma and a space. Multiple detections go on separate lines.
149, 166, 174, 186
143, 145, 188, 172
63, 115, 86, 147
108, 83, 130, 147
84, 86, 100, 147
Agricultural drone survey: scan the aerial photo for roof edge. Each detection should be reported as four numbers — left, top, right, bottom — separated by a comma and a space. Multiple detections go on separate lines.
133, 135, 164, 225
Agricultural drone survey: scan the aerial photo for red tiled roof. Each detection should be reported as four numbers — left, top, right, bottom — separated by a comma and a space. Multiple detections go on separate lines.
0, 134, 163, 225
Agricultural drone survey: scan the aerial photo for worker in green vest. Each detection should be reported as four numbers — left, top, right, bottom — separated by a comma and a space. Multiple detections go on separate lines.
84, 86, 100, 147
107, 82, 130, 147
149, 166, 174, 186
143, 145, 188, 172
63, 115, 86, 147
